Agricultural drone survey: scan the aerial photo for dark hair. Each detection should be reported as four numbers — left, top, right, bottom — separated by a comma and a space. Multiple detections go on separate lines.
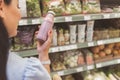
4, 0, 11, 5
0, 0, 11, 80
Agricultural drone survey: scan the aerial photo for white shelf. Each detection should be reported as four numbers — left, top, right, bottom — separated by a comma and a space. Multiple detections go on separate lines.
19, 13, 120, 26
96, 58, 120, 68
51, 65, 88, 76
51, 59, 120, 76
15, 37, 120, 57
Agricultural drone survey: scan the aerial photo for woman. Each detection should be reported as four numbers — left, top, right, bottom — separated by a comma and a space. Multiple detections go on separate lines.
0, 0, 52, 80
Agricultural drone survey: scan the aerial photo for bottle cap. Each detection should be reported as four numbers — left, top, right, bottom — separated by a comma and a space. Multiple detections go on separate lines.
48, 11, 56, 16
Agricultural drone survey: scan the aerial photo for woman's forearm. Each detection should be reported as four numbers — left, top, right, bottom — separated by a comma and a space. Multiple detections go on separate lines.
38, 53, 51, 73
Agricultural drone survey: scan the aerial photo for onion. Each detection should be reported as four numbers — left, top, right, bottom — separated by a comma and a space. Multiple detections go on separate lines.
104, 48, 112, 55
99, 51, 106, 57
98, 45, 105, 50
91, 47, 100, 54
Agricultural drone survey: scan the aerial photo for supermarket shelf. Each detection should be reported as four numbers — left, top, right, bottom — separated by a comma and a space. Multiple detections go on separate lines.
15, 37, 120, 57
48, 37, 120, 53
96, 58, 120, 68
14, 49, 38, 57
51, 65, 94, 76
19, 18, 43, 26
51, 59, 120, 76
19, 12, 120, 26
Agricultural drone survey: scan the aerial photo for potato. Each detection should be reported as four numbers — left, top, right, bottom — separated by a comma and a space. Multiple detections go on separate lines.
98, 45, 105, 50
115, 42, 120, 47
118, 49, 120, 55
94, 54, 99, 59
99, 51, 106, 57
115, 42, 120, 49
106, 43, 115, 49
104, 48, 112, 55
113, 50, 119, 56
91, 46, 100, 54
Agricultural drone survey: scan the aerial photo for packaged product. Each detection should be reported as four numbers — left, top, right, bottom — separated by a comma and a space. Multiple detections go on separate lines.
78, 24, 86, 43
64, 0, 82, 15
50, 53, 66, 71
41, 0, 66, 16
82, 0, 101, 14
13, 26, 36, 51
63, 51, 79, 68
86, 31, 94, 42
19, 0, 41, 18
58, 29, 65, 46
18, 0, 27, 18
52, 28, 58, 46
26, 0, 41, 18
86, 21, 94, 31
64, 30, 70, 45
52, 74, 62, 80
81, 49, 94, 65
69, 25, 77, 44
36, 11, 55, 45
62, 75, 75, 80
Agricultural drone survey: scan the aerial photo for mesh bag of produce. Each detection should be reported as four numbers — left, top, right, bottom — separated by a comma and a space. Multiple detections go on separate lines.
26, 0, 41, 18
19, 0, 41, 18
82, 0, 101, 14
13, 26, 37, 51
65, 0, 82, 15
41, 0, 66, 16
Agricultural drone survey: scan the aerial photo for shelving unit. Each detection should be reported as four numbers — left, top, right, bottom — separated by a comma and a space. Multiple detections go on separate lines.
50, 58, 120, 76
15, 37, 120, 57
96, 58, 120, 68
16, 0, 120, 78
19, 12, 120, 26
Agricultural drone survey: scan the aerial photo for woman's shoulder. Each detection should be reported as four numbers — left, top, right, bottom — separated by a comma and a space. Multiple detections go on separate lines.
7, 52, 51, 80
7, 52, 28, 80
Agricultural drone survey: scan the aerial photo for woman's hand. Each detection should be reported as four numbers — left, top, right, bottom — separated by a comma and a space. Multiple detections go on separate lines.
37, 29, 53, 61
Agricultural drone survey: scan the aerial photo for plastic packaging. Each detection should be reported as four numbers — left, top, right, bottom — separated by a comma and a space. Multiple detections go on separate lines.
37, 11, 55, 45
52, 28, 57, 46
69, 25, 77, 44
78, 24, 86, 43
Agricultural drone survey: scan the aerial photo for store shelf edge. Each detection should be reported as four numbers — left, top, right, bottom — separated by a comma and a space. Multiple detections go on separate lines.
50, 59, 120, 76
19, 13, 120, 26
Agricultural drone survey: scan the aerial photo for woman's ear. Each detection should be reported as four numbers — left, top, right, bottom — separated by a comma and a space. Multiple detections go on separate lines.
0, 0, 5, 18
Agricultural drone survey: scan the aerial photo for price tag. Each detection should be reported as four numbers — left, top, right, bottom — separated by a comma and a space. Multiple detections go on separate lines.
32, 19, 40, 24
51, 47, 58, 52
64, 46, 70, 50
76, 67, 83, 72
57, 71, 64, 76
19, 20, 27, 25
49, 48, 52, 52
87, 65, 94, 70
114, 38, 120, 42
107, 61, 114, 65
117, 59, 120, 63
114, 13, 118, 17
65, 17, 72, 22
103, 14, 110, 18
88, 42, 94, 47
59, 47, 64, 51
70, 45, 77, 49
84, 15, 91, 20
96, 63, 102, 68
97, 40, 104, 45
59, 46, 68, 51
117, 13, 120, 17
68, 45, 72, 49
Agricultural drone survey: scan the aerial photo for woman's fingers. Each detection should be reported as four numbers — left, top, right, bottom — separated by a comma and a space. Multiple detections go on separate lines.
37, 29, 53, 53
